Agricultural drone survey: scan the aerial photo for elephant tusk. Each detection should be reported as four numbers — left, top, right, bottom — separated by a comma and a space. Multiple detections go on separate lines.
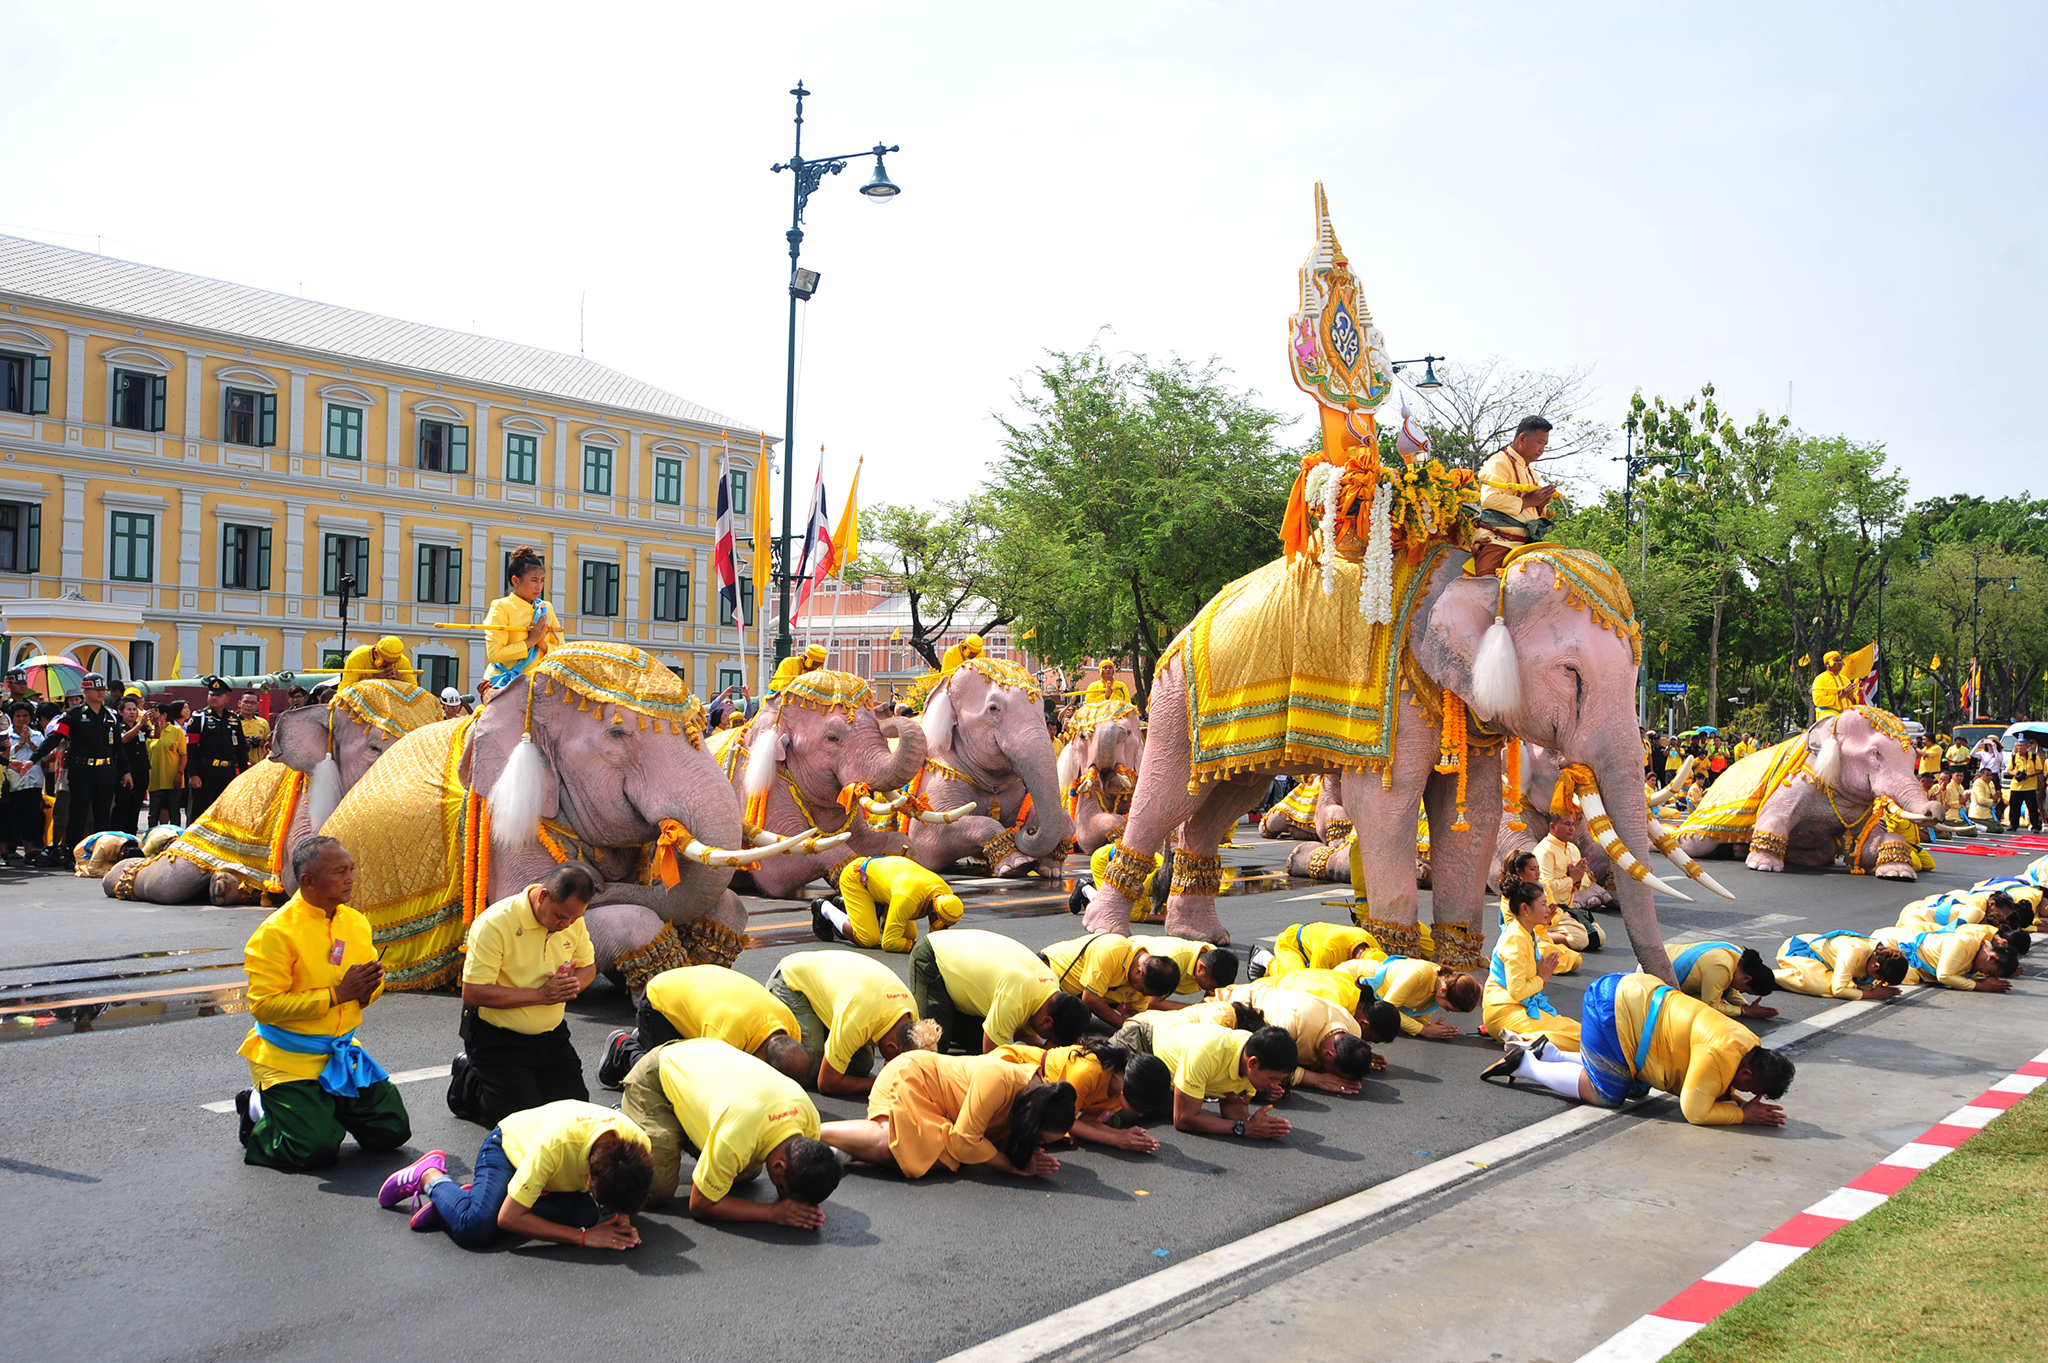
914, 801, 979, 826
684, 826, 836, 867
1646, 756, 1695, 812
750, 830, 782, 848
1582, 790, 1694, 902
1648, 817, 1737, 900
860, 790, 915, 816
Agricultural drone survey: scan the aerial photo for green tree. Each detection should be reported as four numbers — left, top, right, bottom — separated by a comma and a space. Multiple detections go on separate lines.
990, 344, 1295, 705
853, 495, 1057, 670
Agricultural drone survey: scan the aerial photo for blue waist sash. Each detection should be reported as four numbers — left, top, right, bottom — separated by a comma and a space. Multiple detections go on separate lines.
1672, 942, 1738, 990
1355, 956, 1438, 1021
1784, 929, 1865, 964
1580, 974, 1671, 1106
252, 1021, 390, 1097
1488, 933, 1558, 1023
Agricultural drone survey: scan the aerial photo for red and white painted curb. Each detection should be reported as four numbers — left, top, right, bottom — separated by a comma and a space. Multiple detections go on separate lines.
1577, 1048, 2048, 1362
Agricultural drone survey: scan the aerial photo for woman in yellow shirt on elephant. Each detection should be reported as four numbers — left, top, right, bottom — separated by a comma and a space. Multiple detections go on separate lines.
481, 545, 563, 691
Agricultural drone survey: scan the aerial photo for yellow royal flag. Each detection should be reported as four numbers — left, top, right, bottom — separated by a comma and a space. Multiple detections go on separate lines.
1840, 641, 1877, 682
1657, 638, 1668, 657
890, 627, 901, 643
1798, 654, 1811, 668
752, 432, 771, 604
1021, 626, 1037, 640
169, 648, 182, 680
821, 456, 862, 579
1930, 652, 1942, 671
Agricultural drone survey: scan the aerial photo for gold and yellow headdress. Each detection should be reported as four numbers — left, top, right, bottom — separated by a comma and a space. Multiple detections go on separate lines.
333, 679, 443, 739
775, 668, 872, 723
1065, 696, 1137, 741
529, 640, 707, 746
1505, 544, 1644, 665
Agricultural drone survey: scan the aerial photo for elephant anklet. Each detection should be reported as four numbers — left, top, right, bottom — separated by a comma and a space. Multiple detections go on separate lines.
1101, 841, 1156, 900
1360, 917, 1424, 962
1749, 830, 1789, 858
1169, 851, 1227, 898
1431, 920, 1486, 973
980, 830, 1019, 868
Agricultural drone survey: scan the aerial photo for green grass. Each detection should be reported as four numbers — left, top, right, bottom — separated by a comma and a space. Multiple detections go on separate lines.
1671, 1088, 2048, 1363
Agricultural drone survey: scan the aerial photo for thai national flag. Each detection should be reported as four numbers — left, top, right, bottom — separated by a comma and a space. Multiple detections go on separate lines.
714, 443, 740, 624
795, 457, 831, 614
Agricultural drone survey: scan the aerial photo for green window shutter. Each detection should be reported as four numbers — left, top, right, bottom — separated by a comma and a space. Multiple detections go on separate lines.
416, 544, 431, 601
680, 570, 691, 621
324, 536, 338, 595
447, 547, 462, 604
25, 504, 39, 573
260, 393, 277, 446
608, 564, 620, 616
221, 524, 235, 588
451, 425, 469, 473
357, 537, 372, 595
733, 470, 748, 514
257, 528, 272, 590
151, 375, 167, 431
30, 356, 49, 414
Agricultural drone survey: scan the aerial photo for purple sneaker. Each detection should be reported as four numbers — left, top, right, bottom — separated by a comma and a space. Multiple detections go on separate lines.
409, 1197, 445, 1231
377, 1150, 447, 1209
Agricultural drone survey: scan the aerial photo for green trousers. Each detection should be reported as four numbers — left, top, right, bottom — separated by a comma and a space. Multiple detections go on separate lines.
245, 1078, 411, 1170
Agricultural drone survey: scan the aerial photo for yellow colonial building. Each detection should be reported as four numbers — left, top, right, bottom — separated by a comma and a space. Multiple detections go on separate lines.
0, 233, 770, 699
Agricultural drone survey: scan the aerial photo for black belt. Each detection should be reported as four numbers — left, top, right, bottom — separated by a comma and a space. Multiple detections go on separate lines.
80, 757, 112, 767
206, 759, 236, 768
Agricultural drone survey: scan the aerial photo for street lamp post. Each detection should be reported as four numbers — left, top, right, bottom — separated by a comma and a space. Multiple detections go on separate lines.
1614, 412, 1691, 726
769, 81, 900, 665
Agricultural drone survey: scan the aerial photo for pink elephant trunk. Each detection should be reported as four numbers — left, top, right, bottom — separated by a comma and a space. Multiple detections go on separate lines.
1006, 738, 1073, 859
1594, 748, 1676, 984
1877, 768, 1940, 823
868, 716, 929, 793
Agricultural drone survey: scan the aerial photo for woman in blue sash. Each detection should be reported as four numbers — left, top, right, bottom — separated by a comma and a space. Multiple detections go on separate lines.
1481, 880, 1581, 1051
1671, 941, 1780, 1019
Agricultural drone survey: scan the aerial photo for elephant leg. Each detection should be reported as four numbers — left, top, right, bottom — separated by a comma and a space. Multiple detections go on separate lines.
1745, 790, 1798, 872
1868, 832, 1919, 880
1162, 775, 1268, 945
1260, 807, 1288, 838
583, 902, 669, 997
1340, 694, 1440, 957
1419, 745, 1503, 974
1083, 660, 1204, 934
1284, 840, 1351, 882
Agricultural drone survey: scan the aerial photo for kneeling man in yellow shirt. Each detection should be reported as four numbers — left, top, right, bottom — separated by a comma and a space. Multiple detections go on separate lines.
235, 836, 411, 1170
622, 1038, 841, 1227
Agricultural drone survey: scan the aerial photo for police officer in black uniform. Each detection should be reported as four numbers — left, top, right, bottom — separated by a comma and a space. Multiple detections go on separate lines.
29, 672, 120, 865
185, 677, 248, 820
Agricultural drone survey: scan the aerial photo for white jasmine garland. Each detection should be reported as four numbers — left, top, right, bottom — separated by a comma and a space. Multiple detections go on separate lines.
1361, 479, 1395, 623
1306, 463, 1342, 595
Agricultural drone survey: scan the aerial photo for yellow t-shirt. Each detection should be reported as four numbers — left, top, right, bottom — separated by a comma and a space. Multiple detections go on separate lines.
1613, 973, 1757, 1125
1149, 1022, 1254, 1101
498, 1100, 651, 1208
1244, 986, 1356, 1080
146, 726, 186, 790
240, 714, 272, 760
657, 1039, 820, 1202
776, 950, 914, 1073
1043, 934, 1148, 1009
1273, 922, 1377, 972
461, 888, 597, 1034
927, 928, 1058, 1045
237, 893, 386, 1089
644, 965, 798, 1054
1276, 967, 1362, 1018
1128, 935, 1210, 999
991, 1043, 1119, 1116
2009, 753, 2041, 793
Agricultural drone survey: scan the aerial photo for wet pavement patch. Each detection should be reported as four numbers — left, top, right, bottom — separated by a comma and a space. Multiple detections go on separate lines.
0, 947, 247, 1041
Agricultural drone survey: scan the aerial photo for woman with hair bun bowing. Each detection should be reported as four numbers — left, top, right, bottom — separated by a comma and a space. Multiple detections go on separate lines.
819, 1051, 1077, 1179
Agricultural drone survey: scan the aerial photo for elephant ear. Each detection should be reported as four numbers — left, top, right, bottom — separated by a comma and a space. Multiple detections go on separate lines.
268, 704, 333, 774
921, 680, 954, 753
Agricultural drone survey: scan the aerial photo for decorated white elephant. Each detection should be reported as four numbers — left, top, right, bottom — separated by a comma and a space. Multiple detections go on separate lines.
907, 657, 1075, 876
1058, 696, 1144, 855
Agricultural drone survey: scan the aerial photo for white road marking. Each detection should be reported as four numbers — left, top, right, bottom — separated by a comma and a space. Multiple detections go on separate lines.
1701, 1239, 1808, 1288
200, 1063, 449, 1113
1803, 1187, 1888, 1222
934, 990, 1900, 1363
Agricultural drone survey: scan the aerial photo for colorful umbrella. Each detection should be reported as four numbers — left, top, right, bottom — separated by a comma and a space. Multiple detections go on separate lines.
15, 654, 85, 698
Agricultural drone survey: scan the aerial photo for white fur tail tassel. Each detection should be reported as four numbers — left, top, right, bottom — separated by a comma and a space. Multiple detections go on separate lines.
490, 734, 548, 850
1056, 741, 1079, 794
744, 725, 779, 800
1469, 617, 1522, 720
305, 753, 342, 833
1808, 732, 1842, 788
921, 683, 954, 754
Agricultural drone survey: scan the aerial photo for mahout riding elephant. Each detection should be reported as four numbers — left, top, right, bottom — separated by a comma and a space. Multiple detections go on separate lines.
1084, 544, 1687, 984
708, 668, 952, 900
1058, 696, 1143, 855
103, 679, 441, 905
1678, 706, 1938, 879
319, 642, 839, 992
907, 657, 1074, 876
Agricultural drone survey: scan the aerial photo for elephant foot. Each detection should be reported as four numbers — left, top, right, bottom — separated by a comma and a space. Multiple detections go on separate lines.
1082, 888, 1136, 935
991, 852, 1038, 877
1744, 853, 1785, 873
1874, 862, 1918, 880
1164, 895, 1230, 946
208, 872, 257, 906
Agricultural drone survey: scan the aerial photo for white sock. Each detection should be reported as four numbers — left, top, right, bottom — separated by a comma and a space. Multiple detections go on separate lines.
1251, 948, 1275, 968
1081, 884, 1097, 902
823, 904, 852, 936
1518, 1049, 1586, 1100
246, 1088, 265, 1122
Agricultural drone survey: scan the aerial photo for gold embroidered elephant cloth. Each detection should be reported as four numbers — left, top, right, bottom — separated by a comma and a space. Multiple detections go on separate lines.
1163, 544, 1451, 788
160, 760, 307, 895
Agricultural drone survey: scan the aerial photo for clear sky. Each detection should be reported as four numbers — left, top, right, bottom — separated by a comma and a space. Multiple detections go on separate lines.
4, 1, 2041, 517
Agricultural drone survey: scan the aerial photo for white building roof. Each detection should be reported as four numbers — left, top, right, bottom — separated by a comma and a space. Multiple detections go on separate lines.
0, 233, 760, 434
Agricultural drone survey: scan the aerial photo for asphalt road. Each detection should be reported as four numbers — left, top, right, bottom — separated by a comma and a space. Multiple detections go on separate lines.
0, 828, 2033, 1363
